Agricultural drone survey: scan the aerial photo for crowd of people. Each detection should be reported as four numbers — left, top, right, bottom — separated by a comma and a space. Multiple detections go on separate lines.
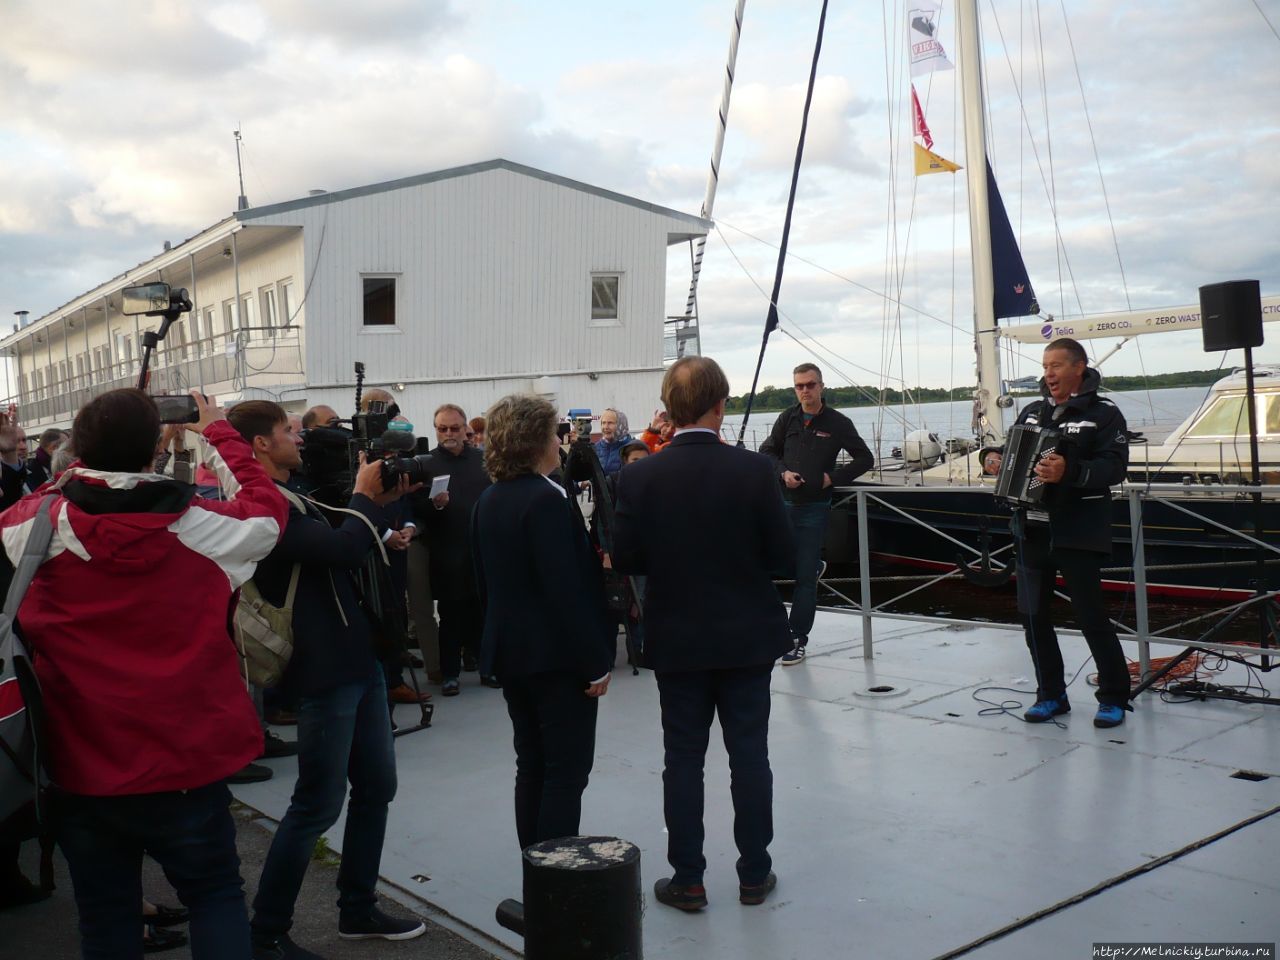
0, 336, 1131, 959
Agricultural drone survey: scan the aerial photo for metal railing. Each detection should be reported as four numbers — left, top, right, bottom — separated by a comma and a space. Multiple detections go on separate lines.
830, 482, 1280, 688
7, 328, 303, 423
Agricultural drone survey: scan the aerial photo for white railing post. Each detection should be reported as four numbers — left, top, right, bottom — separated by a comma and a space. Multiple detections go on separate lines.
857, 489, 873, 659
1128, 488, 1151, 684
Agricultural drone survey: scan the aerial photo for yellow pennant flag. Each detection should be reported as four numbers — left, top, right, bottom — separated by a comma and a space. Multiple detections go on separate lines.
914, 142, 961, 176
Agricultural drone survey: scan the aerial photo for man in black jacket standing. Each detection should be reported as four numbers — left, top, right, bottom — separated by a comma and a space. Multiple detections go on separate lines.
987, 338, 1132, 729
414, 403, 492, 695
614, 356, 794, 912
760, 363, 874, 665
228, 401, 425, 960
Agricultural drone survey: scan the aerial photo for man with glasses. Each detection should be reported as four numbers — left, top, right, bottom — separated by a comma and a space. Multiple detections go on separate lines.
414, 404, 492, 695
760, 363, 873, 666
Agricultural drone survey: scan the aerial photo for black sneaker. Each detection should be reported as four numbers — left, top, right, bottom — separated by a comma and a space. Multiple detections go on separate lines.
261, 731, 298, 759
739, 871, 777, 905
653, 877, 708, 912
780, 641, 807, 666
338, 906, 426, 941
251, 933, 327, 960
482, 674, 502, 689
227, 761, 273, 784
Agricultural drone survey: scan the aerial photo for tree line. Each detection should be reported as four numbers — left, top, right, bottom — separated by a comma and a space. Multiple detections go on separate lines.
724, 368, 1230, 413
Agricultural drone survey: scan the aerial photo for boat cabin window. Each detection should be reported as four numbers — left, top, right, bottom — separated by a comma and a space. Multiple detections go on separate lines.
1265, 395, 1279, 436
1185, 395, 1246, 438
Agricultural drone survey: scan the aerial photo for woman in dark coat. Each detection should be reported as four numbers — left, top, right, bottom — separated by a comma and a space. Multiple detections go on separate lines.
472, 395, 614, 849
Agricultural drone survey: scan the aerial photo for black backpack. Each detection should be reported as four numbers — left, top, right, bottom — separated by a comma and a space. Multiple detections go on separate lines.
0, 496, 57, 890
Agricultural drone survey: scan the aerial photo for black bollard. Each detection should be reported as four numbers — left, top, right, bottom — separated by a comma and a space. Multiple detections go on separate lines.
507, 835, 643, 960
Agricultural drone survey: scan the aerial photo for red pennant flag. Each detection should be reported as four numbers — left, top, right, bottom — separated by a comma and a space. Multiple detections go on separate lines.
911, 85, 933, 149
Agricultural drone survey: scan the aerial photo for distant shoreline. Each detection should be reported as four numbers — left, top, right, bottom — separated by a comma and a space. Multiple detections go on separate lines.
724, 368, 1226, 414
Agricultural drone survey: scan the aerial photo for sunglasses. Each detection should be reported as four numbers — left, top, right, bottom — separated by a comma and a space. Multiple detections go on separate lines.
794, 381, 820, 390
436, 424, 465, 433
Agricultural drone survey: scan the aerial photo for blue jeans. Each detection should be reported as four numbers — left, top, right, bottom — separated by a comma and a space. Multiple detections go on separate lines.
55, 782, 250, 960
785, 501, 830, 643
251, 669, 397, 936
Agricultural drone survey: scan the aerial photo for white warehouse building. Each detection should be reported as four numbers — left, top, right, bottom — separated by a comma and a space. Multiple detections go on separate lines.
1, 159, 710, 433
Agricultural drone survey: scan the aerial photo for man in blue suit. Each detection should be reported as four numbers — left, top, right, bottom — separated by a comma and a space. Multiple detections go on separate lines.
613, 356, 794, 912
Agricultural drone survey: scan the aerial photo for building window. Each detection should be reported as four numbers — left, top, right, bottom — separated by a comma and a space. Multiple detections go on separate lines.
222, 300, 237, 340
362, 276, 397, 327
75, 355, 85, 386
240, 295, 255, 341
279, 279, 297, 327
260, 285, 277, 336
590, 273, 622, 326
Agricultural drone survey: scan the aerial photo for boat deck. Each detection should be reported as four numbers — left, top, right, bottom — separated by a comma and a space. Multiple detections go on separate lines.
233, 610, 1280, 959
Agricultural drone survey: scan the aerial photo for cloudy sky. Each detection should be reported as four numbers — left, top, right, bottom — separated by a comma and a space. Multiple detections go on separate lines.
2, 0, 1279, 404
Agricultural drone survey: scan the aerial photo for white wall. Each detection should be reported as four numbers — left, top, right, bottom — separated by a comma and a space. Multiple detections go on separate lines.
245, 167, 692, 410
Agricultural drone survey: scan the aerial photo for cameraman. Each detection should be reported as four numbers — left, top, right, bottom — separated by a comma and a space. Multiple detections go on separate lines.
226, 401, 426, 959
1, 388, 288, 959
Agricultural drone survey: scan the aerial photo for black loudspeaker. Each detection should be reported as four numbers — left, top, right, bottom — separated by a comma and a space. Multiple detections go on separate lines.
1200, 279, 1263, 352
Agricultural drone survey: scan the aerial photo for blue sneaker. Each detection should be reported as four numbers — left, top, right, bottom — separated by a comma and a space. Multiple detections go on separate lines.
1093, 703, 1126, 728
1024, 696, 1070, 722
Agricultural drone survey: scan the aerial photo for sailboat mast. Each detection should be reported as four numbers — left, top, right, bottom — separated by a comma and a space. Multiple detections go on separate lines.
956, 0, 1004, 445
681, 0, 747, 358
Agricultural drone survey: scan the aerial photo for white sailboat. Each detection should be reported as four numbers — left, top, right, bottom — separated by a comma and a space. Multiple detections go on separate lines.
835, 0, 1280, 601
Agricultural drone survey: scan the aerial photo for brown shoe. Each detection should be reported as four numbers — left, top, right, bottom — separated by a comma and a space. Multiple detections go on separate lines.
739, 871, 777, 905
653, 878, 707, 911
388, 683, 431, 704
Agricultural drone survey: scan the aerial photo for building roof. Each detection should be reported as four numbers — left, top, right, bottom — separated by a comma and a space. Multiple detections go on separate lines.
236, 158, 712, 232
5, 159, 709, 349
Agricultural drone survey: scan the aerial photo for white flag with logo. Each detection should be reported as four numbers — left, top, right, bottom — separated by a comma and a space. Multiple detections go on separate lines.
908, 4, 954, 77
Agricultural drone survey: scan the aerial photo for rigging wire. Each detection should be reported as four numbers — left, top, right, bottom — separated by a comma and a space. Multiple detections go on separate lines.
711, 222, 915, 425
982, 0, 1087, 319
1250, 0, 1280, 43
713, 217, 970, 335
1031, 0, 1068, 317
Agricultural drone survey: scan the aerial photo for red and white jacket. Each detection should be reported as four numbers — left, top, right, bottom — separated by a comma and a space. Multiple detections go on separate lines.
0, 420, 288, 796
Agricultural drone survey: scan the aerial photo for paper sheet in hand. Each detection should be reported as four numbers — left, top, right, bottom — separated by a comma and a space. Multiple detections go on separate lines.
430, 474, 450, 498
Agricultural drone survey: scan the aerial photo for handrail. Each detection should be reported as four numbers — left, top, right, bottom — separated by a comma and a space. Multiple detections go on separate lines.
837, 483, 1277, 690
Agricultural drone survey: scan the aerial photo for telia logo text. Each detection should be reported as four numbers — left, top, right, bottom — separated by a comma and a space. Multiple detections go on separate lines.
1040, 324, 1053, 339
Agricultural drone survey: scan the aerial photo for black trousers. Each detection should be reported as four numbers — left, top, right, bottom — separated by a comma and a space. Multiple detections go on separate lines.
1016, 524, 1131, 707
435, 572, 483, 680
502, 672, 599, 850
655, 663, 774, 887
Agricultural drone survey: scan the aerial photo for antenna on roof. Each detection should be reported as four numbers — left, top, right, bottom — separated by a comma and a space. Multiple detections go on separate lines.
234, 127, 249, 211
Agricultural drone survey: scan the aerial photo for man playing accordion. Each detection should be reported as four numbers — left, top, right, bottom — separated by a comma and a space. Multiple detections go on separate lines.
986, 337, 1133, 729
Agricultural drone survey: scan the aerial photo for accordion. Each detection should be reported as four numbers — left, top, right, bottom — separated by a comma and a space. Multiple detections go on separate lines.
993, 424, 1061, 507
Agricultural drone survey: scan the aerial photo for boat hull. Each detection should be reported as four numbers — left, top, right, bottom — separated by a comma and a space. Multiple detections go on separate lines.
829, 486, 1280, 602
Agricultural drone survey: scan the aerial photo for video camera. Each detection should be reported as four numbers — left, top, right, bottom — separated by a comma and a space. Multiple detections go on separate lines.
300, 362, 434, 504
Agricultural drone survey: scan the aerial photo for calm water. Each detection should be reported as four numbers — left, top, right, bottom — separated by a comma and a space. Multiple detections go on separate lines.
726, 385, 1213, 454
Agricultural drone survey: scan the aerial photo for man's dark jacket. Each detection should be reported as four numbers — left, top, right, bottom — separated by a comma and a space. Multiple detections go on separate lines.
612, 431, 795, 672
412, 444, 490, 584
760, 403, 874, 504
1009, 367, 1128, 554
1, 463, 30, 510
472, 473, 613, 682
252, 481, 390, 697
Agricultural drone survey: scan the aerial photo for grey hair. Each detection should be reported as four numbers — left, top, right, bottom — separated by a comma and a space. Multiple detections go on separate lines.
51, 435, 76, 474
